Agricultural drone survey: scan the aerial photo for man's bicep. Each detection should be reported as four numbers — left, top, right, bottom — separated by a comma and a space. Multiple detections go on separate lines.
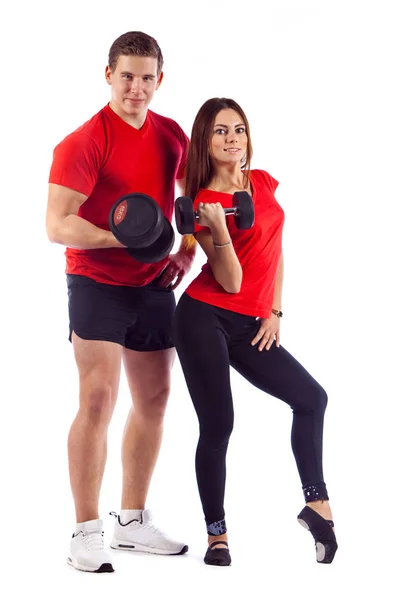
46, 183, 88, 229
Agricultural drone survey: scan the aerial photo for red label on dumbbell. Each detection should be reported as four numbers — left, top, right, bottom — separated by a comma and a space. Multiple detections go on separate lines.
114, 200, 128, 225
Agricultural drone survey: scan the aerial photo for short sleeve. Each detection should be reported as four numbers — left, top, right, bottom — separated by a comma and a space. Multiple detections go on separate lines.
262, 170, 279, 193
49, 132, 102, 197
176, 129, 190, 180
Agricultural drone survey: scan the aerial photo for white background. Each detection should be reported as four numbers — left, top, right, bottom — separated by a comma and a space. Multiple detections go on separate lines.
1, 0, 399, 598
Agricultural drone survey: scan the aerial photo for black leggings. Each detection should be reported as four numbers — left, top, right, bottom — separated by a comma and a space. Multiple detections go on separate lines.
173, 294, 329, 532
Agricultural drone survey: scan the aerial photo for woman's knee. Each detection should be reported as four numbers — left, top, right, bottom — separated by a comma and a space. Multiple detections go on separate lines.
305, 383, 328, 414
312, 383, 328, 413
293, 382, 328, 415
199, 417, 234, 449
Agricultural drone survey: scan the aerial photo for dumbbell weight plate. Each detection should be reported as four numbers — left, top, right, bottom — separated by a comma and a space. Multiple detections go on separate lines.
109, 193, 164, 249
233, 191, 255, 229
175, 196, 195, 234
126, 217, 175, 264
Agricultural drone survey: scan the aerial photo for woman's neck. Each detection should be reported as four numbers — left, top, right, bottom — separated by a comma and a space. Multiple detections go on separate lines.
208, 166, 247, 193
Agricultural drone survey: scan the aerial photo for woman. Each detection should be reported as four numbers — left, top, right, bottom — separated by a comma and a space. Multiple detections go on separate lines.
172, 98, 337, 567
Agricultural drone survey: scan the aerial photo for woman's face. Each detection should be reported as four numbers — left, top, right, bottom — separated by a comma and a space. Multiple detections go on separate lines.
209, 109, 248, 167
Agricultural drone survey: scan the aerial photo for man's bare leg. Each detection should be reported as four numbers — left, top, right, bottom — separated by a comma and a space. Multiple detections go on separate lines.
120, 347, 175, 509
68, 334, 122, 522
109, 347, 186, 555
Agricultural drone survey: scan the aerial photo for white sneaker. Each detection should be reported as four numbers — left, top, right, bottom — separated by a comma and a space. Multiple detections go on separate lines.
67, 519, 114, 573
110, 510, 188, 555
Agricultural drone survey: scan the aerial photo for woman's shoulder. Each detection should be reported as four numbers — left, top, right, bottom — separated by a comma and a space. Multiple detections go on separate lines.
250, 169, 279, 193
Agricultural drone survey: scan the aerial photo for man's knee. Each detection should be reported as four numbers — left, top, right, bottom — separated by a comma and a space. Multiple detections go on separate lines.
135, 386, 171, 423
79, 383, 115, 424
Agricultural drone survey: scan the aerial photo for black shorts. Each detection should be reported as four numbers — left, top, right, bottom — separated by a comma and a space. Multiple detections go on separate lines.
67, 274, 176, 351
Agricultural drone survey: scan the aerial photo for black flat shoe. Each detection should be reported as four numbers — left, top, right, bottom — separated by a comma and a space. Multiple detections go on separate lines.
297, 506, 338, 564
204, 541, 231, 566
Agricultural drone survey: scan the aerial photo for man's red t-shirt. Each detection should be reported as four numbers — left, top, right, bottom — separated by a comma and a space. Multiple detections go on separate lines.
185, 170, 284, 318
49, 104, 188, 286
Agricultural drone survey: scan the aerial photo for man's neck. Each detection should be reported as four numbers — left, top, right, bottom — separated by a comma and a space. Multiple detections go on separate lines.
109, 101, 148, 130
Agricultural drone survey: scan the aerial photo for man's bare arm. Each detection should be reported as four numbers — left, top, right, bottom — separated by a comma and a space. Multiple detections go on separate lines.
46, 183, 123, 249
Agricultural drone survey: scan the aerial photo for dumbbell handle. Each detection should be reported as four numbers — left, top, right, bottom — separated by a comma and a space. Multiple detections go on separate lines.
195, 207, 238, 218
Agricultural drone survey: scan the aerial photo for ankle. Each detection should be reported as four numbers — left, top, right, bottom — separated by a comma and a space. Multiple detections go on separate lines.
119, 509, 144, 524
208, 533, 228, 547
306, 500, 333, 520
75, 514, 100, 525
307, 499, 330, 507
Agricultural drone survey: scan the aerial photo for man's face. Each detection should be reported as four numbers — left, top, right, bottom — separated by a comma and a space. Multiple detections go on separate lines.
106, 55, 163, 119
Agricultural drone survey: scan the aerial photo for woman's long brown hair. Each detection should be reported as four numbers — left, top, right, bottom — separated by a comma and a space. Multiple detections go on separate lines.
184, 98, 253, 201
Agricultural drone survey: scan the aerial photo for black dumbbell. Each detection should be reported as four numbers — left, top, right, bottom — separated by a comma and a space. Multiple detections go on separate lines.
109, 193, 175, 264
175, 191, 255, 235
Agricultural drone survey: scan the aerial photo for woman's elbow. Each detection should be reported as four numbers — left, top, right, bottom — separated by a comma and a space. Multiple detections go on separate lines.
223, 274, 242, 294
226, 285, 241, 294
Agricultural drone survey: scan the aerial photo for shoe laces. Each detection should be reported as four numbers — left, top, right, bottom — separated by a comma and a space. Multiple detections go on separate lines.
110, 511, 168, 538
142, 520, 167, 537
82, 531, 105, 551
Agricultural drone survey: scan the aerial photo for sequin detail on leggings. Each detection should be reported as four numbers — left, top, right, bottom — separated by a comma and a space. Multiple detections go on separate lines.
207, 519, 227, 536
302, 483, 329, 502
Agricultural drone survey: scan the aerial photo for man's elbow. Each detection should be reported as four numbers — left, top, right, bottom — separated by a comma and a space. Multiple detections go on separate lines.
46, 221, 61, 244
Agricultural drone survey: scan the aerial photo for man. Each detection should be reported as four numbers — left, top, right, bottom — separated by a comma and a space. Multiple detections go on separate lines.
46, 31, 196, 573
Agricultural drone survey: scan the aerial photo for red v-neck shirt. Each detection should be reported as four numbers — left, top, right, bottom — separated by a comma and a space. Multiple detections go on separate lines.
185, 170, 284, 318
49, 104, 188, 286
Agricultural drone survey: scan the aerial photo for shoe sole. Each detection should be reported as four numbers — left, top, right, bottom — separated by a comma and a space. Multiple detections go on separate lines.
204, 552, 231, 566
110, 539, 188, 555
67, 557, 114, 573
204, 558, 231, 567
297, 518, 337, 563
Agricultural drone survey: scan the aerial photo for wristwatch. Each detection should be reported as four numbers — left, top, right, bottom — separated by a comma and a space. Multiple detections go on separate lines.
271, 309, 283, 318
